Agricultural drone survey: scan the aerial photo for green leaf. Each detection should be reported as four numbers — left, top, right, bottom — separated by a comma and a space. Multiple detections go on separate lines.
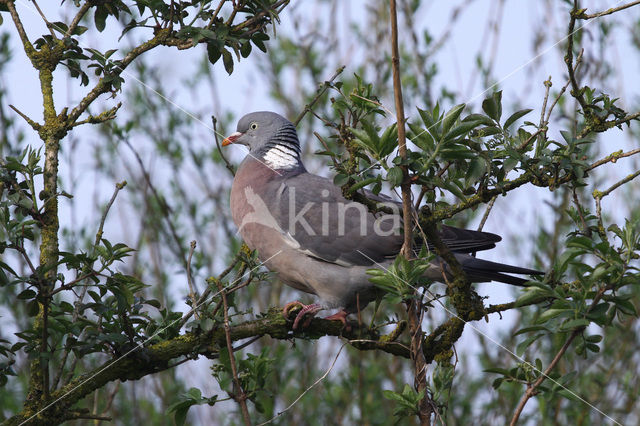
445, 120, 482, 141
17, 289, 36, 300
333, 173, 349, 186
94, 6, 108, 32
462, 113, 495, 126
515, 286, 553, 307
407, 121, 434, 152
536, 308, 572, 323
475, 126, 501, 137
503, 108, 533, 130
222, 50, 233, 74
240, 41, 252, 58
483, 367, 512, 375
559, 318, 590, 331
387, 166, 404, 187
465, 157, 486, 183
26, 300, 39, 316
207, 42, 222, 64
516, 333, 544, 355
514, 325, 550, 336
442, 104, 465, 134
482, 92, 501, 121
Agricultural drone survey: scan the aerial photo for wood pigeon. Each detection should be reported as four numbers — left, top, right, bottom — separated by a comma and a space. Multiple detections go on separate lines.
223, 111, 542, 329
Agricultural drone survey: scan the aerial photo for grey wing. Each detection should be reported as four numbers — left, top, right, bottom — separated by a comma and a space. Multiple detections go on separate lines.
429, 225, 502, 253
270, 173, 403, 266
360, 190, 502, 254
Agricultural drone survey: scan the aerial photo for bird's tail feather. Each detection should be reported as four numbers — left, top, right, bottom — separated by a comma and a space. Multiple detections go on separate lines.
458, 256, 544, 287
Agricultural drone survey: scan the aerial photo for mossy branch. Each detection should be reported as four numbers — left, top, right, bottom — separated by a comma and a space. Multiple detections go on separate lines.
3, 308, 405, 426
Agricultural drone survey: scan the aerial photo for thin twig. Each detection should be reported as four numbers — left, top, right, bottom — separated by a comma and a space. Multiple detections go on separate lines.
586, 148, 640, 172
232, 336, 262, 353
534, 76, 552, 155
566, 2, 589, 114
313, 131, 340, 169
3, 1, 34, 53
70, 103, 122, 128
595, 168, 640, 199
177, 247, 246, 329
66, 413, 112, 421
212, 115, 235, 176
206, 0, 228, 29
9, 104, 40, 131
52, 181, 127, 390
578, 110, 640, 139
389, 0, 412, 259
576, 0, 640, 19
216, 280, 251, 426
390, 2, 431, 425
477, 195, 497, 232
225, 0, 247, 26
121, 135, 189, 266
65, 1, 92, 38
31, 0, 57, 39
509, 285, 614, 425
518, 128, 544, 151
256, 344, 347, 426
14, 242, 38, 275
186, 240, 199, 317
545, 50, 583, 125
294, 65, 345, 126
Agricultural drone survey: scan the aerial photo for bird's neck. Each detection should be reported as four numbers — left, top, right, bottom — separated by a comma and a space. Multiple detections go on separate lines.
258, 125, 303, 170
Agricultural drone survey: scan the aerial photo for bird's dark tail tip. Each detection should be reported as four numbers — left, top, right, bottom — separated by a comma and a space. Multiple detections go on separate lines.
460, 257, 544, 287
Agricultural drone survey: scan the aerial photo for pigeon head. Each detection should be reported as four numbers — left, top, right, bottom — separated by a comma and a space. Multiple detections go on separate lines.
223, 111, 303, 170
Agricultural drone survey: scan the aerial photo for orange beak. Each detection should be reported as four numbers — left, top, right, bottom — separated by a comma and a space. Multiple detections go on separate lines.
222, 131, 242, 146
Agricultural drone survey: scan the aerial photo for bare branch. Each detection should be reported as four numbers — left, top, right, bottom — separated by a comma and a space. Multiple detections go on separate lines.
66, 30, 172, 126
294, 65, 345, 126
595, 169, 640, 200
52, 181, 127, 389
576, 0, 640, 19
578, 110, 640, 139
509, 285, 614, 425
65, 1, 93, 38
216, 280, 251, 426
9, 104, 41, 131
2, 0, 34, 55
212, 115, 236, 176
70, 103, 122, 128
586, 148, 640, 172
31, 0, 57, 39
566, 2, 589, 114
186, 240, 199, 316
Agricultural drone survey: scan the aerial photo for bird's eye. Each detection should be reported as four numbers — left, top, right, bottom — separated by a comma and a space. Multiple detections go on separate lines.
250, 122, 258, 130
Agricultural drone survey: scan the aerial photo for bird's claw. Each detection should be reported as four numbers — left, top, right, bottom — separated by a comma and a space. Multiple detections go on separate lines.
283, 303, 351, 331
323, 310, 351, 331
282, 301, 323, 330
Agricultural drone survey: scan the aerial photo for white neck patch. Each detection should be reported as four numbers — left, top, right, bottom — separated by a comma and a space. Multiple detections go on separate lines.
263, 145, 299, 169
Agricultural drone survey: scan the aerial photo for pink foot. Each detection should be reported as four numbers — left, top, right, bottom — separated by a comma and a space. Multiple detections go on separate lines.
283, 301, 323, 330
323, 310, 350, 329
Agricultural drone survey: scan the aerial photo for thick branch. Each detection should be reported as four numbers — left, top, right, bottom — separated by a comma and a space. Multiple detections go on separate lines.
4, 309, 404, 425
